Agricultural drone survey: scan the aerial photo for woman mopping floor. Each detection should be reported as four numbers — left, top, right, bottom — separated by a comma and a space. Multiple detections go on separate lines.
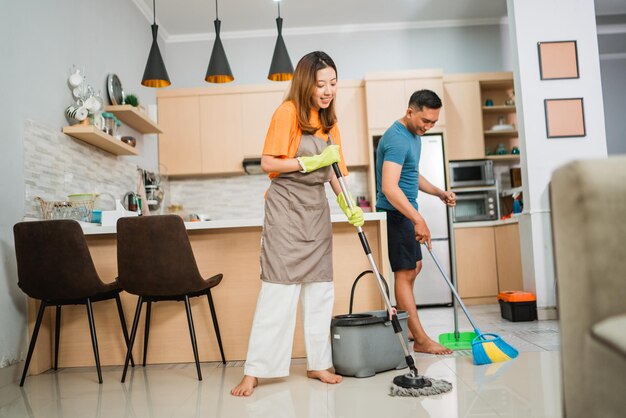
231, 51, 364, 397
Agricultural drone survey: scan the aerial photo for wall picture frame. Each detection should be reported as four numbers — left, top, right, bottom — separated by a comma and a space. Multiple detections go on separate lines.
544, 98, 586, 138
538, 40, 579, 80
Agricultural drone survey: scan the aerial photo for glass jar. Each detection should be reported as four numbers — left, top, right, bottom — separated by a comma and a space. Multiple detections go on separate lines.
101, 112, 115, 136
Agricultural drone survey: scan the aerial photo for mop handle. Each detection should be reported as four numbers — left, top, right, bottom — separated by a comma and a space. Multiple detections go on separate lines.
424, 244, 480, 332
331, 163, 396, 316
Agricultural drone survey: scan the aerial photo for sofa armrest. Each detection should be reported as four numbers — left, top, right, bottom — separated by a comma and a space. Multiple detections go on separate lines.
591, 313, 626, 359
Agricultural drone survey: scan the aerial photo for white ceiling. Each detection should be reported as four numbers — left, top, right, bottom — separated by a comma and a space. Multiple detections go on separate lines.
134, 0, 626, 45
135, 0, 509, 39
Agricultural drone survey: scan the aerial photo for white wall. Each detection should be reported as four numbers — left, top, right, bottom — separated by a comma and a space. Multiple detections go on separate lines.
0, 0, 160, 380
164, 24, 509, 87
600, 57, 626, 155
507, 0, 608, 311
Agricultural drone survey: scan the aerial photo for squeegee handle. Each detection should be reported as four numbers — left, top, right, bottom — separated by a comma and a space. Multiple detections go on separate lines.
425, 244, 480, 332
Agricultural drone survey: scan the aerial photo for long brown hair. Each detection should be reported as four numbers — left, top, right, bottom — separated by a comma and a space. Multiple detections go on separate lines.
285, 51, 338, 135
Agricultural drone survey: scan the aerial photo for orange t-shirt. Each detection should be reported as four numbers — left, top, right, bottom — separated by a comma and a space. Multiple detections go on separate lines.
262, 101, 349, 179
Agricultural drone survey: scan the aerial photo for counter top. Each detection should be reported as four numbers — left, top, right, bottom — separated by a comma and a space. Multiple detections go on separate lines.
81, 211, 387, 235
453, 217, 519, 229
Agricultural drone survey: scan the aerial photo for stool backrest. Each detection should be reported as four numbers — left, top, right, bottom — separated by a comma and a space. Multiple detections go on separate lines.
116, 215, 204, 296
13, 220, 105, 301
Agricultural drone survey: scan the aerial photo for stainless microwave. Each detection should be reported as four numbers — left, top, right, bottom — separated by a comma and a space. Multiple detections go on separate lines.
449, 160, 495, 188
453, 187, 499, 222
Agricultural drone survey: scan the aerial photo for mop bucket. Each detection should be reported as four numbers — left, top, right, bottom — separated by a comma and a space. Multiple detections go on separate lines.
331, 271, 410, 378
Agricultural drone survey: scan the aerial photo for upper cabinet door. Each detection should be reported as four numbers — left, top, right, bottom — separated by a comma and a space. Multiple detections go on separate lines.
199, 95, 244, 175
241, 91, 285, 158
443, 80, 485, 161
364, 80, 406, 130
335, 84, 368, 166
157, 96, 202, 176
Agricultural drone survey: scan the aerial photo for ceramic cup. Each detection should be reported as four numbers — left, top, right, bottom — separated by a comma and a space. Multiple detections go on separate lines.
65, 105, 88, 121
68, 70, 83, 87
84, 96, 101, 112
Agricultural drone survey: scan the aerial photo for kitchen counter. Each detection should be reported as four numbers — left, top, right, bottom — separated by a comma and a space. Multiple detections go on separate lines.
80, 211, 387, 235
27, 212, 389, 374
453, 216, 519, 229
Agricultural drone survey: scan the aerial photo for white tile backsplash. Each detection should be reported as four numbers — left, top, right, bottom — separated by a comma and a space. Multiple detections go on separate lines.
23, 119, 138, 218
168, 168, 371, 220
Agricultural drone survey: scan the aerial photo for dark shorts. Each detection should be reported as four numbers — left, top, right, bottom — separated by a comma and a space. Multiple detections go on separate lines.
385, 210, 422, 272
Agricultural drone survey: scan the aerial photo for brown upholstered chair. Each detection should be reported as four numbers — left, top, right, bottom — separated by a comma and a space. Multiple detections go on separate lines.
116, 215, 225, 382
13, 220, 134, 386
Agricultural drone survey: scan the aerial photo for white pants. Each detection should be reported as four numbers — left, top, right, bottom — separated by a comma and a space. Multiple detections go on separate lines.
244, 281, 334, 378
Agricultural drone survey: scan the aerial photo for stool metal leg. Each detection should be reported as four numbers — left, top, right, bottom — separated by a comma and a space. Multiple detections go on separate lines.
114, 294, 135, 367
206, 291, 226, 364
184, 295, 202, 381
143, 301, 152, 367
122, 297, 143, 383
20, 301, 47, 387
54, 305, 61, 370
85, 298, 103, 384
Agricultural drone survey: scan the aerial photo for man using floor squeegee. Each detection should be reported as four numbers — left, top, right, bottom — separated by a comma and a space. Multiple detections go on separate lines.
375, 89, 456, 355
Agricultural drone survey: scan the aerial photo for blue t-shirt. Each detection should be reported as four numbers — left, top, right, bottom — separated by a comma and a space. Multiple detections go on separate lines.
375, 121, 421, 211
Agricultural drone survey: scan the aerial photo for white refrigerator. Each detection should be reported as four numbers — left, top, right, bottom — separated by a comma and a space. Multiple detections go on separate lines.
387, 133, 453, 307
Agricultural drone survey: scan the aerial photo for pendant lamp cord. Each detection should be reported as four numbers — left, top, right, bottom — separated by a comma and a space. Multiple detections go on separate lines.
153, 0, 156, 24
277, 1, 281, 18
216, 0, 219, 19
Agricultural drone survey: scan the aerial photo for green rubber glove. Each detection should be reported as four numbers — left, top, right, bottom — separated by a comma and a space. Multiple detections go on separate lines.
299, 145, 341, 173
337, 192, 365, 227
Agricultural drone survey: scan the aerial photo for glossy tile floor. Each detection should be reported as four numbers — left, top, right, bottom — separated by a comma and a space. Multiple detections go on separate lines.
0, 305, 562, 418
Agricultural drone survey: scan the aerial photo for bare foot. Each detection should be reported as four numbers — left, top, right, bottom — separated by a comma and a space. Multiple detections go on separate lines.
230, 375, 258, 397
414, 338, 453, 355
307, 369, 343, 384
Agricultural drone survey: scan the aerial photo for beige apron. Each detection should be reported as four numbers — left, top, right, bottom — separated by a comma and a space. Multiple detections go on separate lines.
260, 134, 333, 284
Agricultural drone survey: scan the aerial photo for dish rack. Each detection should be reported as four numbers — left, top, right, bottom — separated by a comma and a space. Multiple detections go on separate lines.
35, 197, 94, 222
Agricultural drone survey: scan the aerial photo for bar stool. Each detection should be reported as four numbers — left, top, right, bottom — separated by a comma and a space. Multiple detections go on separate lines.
116, 215, 225, 382
13, 220, 134, 386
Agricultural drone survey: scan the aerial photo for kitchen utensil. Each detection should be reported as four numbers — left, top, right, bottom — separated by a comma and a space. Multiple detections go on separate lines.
107, 73, 125, 105
68, 69, 83, 87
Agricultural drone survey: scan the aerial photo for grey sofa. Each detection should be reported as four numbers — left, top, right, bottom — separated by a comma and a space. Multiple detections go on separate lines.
551, 156, 626, 418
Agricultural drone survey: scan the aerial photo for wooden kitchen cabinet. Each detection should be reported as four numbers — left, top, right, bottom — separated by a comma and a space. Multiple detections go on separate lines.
335, 82, 368, 166
454, 226, 499, 302
442, 72, 519, 163
199, 95, 244, 174
157, 96, 202, 175
454, 222, 523, 304
494, 223, 523, 292
364, 79, 406, 130
241, 90, 284, 158
364, 70, 445, 131
443, 80, 485, 160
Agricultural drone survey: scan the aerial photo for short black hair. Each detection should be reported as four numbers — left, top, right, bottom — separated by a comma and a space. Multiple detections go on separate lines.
408, 89, 442, 110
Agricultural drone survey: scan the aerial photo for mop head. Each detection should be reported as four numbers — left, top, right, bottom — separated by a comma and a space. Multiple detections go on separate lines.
389, 373, 453, 397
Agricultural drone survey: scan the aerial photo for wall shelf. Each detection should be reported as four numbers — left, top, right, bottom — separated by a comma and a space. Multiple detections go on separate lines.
105, 105, 162, 134
482, 105, 516, 113
485, 155, 520, 161
484, 130, 519, 137
62, 125, 139, 156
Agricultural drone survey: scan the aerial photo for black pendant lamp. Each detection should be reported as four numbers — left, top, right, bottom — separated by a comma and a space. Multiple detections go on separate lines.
141, 0, 171, 88
205, 0, 234, 83
268, 0, 293, 81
